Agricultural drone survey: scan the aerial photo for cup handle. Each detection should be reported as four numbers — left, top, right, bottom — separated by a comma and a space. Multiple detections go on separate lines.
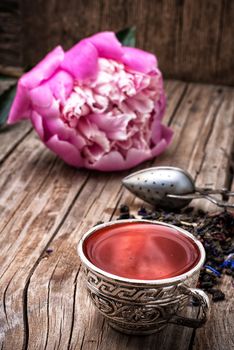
167, 285, 210, 328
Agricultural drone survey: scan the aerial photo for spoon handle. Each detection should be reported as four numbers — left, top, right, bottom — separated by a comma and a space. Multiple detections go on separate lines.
196, 187, 234, 196
167, 193, 234, 208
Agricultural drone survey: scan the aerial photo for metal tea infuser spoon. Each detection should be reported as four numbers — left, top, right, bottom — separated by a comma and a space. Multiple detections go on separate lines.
122, 166, 234, 210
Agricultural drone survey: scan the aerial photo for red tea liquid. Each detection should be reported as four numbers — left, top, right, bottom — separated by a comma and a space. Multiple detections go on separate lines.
84, 222, 200, 280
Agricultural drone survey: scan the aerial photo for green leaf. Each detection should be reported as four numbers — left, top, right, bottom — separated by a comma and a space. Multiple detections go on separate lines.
0, 84, 17, 127
116, 27, 136, 47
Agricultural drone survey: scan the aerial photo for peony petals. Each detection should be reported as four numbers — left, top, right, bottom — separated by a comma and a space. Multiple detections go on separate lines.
151, 119, 162, 145
161, 124, 173, 144
122, 47, 157, 73
44, 117, 69, 140
77, 118, 93, 139
78, 118, 110, 153
35, 99, 60, 119
30, 84, 53, 108
8, 32, 170, 172
151, 119, 173, 147
8, 81, 31, 124
62, 40, 98, 80
88, 32, 123, 60
82, 144, 105, 163
8, 46, 65, 124
86, 148, 153, 171
127, 93, 154, 113
20, 46, 64, 90
43, 117, 86, 150
46, 135, 83, 167
151, 139, 168, 157
125, 148, 152, 168
89, 113, 134, 140
49, 70, 73, 102
85, 150, 125, 171
31, 111, 45, 140
154, 91, 166, 121
29, 83, 61, 119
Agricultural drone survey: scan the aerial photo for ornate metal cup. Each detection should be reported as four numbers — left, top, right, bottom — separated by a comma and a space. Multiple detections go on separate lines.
78, 220, 210, 335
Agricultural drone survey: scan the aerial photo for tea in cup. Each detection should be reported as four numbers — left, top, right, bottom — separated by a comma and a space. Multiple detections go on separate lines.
78, 220, 209, 335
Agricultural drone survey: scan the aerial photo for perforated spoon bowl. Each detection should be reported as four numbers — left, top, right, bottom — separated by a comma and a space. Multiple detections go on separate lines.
122, 166, 234, 210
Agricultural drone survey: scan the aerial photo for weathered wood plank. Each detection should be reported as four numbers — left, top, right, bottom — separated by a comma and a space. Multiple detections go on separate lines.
94, 83, 234, 350
1, 1, 234, 85
27, 173, 124, 350
153, 84, 225, 175
26, 82, 223, 350
195, 87, 234, 211
193, 275, 234, 350
0, 78, 185, 280
23, 81, 187, 350
163, 80, 188, 125
0, 159, 89, 349
0, 80, 233, 350
19, 0, 234, 85
111, 84, 232, 216
193, 276, 234, 350
0, 0, 22, 67
108, 83, 227, 217
0, 77, 16, 95
0, 133, 54, 243
0, 79, 32, 164
94, 83, 226, 350
0, 122, 32, 164
0, 130, 89, 348
193, 170, 234, 350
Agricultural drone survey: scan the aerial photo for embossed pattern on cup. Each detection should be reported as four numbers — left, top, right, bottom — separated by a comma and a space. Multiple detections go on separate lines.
78, 220, 209, 335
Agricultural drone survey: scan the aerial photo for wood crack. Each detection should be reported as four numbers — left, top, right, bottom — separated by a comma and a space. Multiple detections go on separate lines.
44, 258, 61, 350
35, 156, 58, 193
0, 155, 64, 281
193, 90, 224, 181
57, 320, 63, 350
0, 128, 33, 166
79, 330, 86, 350
168, 83, 189, 126
82, 176, 114, 220
1, 80, 233, 349
2, 270, 18, 328
21, 175, 91, 349
188, 328, 196, 350
67, 265, 82, 350
0, 192, 28, 237
109, 187, 124, 220
95, 318, 106, 350
220, 139, 234, 191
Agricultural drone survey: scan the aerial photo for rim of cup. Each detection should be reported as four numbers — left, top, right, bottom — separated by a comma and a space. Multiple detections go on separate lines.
78, 219, 206, 287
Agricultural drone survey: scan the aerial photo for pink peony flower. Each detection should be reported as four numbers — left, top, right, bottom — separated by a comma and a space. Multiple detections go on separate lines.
8, 32, 172, 171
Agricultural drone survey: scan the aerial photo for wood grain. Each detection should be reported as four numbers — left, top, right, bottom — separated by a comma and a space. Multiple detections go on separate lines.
195, 87, 234, 211
193, 275, 234, 350
25, 81, 191, 350
0, 122, 32, 164
0, 153, 89, 349
2, 83, 183, 346
0, 78, 31, 164
0, 80, 233, 350
16, 0, 234, 85
153, 84, 224, 173
193, 141, 234, 350
28, 82, 231, 350
100, 83, 234, 350
0, 0, 22, 67
0, 77, 16, 95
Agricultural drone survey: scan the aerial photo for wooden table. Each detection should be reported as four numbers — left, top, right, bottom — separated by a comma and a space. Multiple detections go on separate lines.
0, 80, 233, 350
